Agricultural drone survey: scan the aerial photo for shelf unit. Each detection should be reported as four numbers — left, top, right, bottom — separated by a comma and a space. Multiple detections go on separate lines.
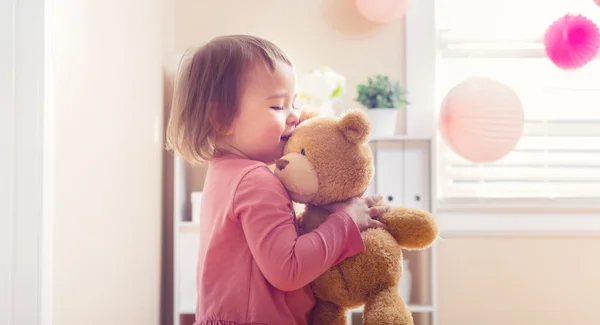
173, 152, 188, 325
172, 135, 438, 325
346, 135, 438, 325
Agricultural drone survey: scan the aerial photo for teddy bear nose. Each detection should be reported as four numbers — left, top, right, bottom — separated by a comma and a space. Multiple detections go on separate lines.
276, 159, 289, 171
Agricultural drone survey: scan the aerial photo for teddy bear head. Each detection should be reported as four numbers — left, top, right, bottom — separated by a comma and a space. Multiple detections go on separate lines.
274, 109, 374, 206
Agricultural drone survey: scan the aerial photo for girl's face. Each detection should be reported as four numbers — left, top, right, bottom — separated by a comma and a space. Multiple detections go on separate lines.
221, 60, 300, 164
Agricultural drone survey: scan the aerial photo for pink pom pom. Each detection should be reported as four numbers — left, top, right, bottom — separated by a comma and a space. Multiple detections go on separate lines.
544, 14, 600, 70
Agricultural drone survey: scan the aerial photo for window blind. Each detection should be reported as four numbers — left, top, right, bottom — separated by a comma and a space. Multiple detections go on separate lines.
435, 0, 600, 200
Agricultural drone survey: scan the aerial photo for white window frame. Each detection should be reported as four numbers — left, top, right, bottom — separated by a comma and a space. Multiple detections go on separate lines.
404, 0, 600, 235
1, 0, 54, 324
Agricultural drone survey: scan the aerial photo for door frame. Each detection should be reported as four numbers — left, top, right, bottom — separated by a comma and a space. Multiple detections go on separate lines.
1, 0, 54, 324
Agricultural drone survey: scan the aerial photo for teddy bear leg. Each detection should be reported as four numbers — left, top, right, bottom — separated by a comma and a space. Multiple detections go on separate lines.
363, 286, 413, 325
311, 299, 346, 325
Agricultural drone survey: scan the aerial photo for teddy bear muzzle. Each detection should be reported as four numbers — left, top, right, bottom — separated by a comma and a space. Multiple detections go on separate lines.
273, 153, 320, 204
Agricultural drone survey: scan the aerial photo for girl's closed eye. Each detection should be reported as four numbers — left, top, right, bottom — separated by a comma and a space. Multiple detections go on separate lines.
270, 106, 299, 110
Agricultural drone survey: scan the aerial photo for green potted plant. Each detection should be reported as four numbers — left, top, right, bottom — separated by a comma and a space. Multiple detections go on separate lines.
355, 75, 408, 137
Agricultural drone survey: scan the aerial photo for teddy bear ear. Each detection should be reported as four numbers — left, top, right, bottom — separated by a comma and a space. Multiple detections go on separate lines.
299, 106, 320, 123
338, 110, 371, 144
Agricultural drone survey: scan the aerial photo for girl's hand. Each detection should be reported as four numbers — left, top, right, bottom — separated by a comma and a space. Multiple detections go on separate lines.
323, 194, 389, 231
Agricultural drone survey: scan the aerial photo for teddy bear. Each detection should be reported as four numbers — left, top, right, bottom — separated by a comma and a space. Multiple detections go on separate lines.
273, 109, 440, 325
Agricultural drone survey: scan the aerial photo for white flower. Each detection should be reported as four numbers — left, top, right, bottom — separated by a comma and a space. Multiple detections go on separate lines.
298, 66, 346, 105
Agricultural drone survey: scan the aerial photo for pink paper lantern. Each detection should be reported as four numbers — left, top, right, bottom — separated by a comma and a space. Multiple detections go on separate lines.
355, 0, 409, 25
544, 14, 600, 70
439, 77, 525, 163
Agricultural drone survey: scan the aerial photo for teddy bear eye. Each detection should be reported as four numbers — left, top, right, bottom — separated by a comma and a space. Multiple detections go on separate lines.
301, 149, 306, 156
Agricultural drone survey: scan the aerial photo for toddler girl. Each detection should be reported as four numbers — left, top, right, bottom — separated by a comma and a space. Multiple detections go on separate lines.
166, 34, 389, 325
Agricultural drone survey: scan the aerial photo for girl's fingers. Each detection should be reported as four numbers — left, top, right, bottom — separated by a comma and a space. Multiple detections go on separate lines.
369, 205, 389, 217
364, 194, 384, 207
368, 218, 387, 229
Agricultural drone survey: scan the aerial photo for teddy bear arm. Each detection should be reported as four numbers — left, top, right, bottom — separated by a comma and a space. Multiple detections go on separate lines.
379, 207, 439, 250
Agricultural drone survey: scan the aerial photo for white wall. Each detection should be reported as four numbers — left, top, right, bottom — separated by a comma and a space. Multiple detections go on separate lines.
51, 0, 164, 324
3, 0, 165, 324
0, 0, 16, 321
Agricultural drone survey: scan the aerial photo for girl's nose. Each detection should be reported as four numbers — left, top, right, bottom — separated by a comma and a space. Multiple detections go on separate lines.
287, 108, 300, 126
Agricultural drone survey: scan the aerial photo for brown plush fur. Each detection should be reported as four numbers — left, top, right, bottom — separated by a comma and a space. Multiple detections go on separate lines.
274, 109, 439, 325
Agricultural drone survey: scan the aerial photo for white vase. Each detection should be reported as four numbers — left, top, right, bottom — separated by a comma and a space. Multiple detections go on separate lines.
314, 98, 344, 117
364, 108, 398, 138
399, 259, 412, 303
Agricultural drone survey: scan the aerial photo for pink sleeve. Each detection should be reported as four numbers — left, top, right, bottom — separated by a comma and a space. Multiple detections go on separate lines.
233, 166, 365, 292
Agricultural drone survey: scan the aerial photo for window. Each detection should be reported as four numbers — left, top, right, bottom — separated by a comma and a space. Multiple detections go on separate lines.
434, 0, 600, 205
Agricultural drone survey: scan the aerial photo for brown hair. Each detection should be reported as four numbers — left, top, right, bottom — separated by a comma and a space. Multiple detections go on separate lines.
166, 35, 293, 164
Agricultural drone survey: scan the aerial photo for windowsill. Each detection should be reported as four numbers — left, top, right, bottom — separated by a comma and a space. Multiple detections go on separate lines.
436, 197, 600, 212
435, 199, 600, 236
438, 212, 600, 236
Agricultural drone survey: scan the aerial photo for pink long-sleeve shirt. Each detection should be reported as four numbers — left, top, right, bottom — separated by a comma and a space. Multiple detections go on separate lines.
193, 153, 365, 325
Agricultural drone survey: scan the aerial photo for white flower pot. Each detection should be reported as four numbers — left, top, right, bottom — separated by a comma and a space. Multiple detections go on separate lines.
364, 108, 398, 138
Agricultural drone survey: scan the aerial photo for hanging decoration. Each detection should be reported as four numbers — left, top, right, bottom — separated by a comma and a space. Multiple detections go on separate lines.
439, 77, 525, 163
544, 14, 600, 70
355, 0, 410, 25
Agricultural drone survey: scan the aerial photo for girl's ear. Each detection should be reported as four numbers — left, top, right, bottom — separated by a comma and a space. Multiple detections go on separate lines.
221, 127, 233, 136
208, 101, 234, 135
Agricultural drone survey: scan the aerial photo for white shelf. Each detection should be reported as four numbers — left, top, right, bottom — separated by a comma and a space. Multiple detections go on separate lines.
180, 307, 195, 315
179, 221, 199, 230
369, 135, 432, 142
360, 140, 438, 325
349, 304, 434, 313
